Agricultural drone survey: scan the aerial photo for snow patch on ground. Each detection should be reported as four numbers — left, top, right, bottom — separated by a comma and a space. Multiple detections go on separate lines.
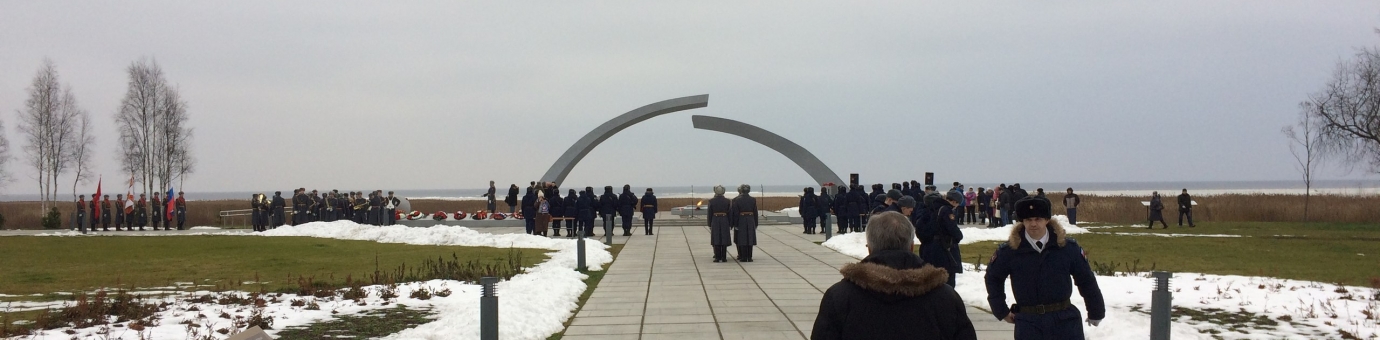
821, 225, 1380, 339
12, 221, 614, 340
188, 226, 221, 230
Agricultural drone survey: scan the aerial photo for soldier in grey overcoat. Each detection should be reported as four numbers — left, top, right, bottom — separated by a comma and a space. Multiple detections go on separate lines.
731, 184, 759, 262
707, 185, 733, 263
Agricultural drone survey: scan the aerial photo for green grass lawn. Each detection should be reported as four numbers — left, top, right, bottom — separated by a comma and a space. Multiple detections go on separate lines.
961, 222, 1380, 286
0, 236, 548, 295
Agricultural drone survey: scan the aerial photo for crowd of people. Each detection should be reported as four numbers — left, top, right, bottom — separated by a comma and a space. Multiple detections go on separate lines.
247, 189, 401, 232
493, 181, 661, 238
72, 192, 187, 232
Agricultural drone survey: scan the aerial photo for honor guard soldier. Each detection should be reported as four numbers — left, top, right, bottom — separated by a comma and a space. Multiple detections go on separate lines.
150, 193, 163, 230
250, 194, 263, 232
136, 194, 148, 231
101, 195, 112, 231
368, 191, 383, 225
731, 184, 758, 262
985, 196, 1105, 339
89, 195, 100, 232
114, 194, 126, 231
292, 189, 307, 225
75, 195, 88, 233
707, 185, 732, 262
175, 192, 187, 230
271, 191, 286, 228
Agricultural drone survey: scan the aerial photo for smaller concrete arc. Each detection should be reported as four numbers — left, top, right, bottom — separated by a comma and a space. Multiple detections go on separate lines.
541, 95, 709, 184
690, 115, 844, 187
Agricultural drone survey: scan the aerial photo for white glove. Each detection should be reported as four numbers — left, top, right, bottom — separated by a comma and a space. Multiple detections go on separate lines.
1086, 318, 1101, 326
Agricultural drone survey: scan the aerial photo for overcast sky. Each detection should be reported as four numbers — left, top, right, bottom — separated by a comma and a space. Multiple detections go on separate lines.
2, 1, 1378, 195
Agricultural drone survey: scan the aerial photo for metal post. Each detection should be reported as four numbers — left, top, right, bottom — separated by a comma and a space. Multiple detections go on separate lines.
576, 237, 587, 271
480, 277, 498, 340
604, 217, 613, 245
1150, 271, 1172, 340
823, 214, 833, 241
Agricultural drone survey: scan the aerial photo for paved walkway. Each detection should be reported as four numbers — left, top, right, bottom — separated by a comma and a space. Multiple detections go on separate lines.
564, 224, 1013, 340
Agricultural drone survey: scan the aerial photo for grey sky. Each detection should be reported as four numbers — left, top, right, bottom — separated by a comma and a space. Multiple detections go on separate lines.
2, 1, 1378, 195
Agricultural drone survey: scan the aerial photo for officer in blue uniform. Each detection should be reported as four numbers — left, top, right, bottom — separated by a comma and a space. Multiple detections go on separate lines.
985, 196, 1105, 339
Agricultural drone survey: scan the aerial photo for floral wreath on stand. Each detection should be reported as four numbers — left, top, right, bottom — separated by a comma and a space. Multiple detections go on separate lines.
473, 210, 488, 220
492, 212, 507, 221
407, 211, 424, 220
453, 211, 467, 220
432, 211, 447, 221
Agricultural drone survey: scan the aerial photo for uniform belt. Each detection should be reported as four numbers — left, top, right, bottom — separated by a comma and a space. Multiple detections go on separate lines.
1014, 300, 1072, 315
643, 205, 655, 207
712, 213, 727, 216
739, 212, 755, 216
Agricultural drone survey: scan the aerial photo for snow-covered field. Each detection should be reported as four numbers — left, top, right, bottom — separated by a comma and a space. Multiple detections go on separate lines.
8, 221, 614, 340
821, 217, 1380, 339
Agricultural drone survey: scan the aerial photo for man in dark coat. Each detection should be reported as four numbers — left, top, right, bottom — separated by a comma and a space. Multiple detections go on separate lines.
811, 211, 977, 340
90, 196, 100, 232
385, 191, 399, 225
998, 184, 1013, 226
707, 185, 732, 262
549, 187, 565, 236
150, 193, 163, 230
271, 191, 286, 227
834, 186, 850, 234
597, 186, 617, 237
617, 185, 636, 236
564, 189, 579, 237
817, 186, 835, 239
848, 185, 869, 232
1177, 188, 1196, 227
504, 184, 519, 214
175, 192, 187, 230
482, 181, 498, 213
919, 191, 965, 287
640, 188, 658, 235
731, 184, 758, 262
578, 187, 596, 237
986, 196, 1105, 339
251, 194, 263, 232
368, 191, 382, 226
799, 187, 818, 235
978, 187, 993, 227
114, 194, 126, 231
521, 186, 537, 234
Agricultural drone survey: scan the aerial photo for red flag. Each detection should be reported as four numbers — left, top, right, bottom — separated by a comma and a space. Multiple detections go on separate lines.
93, 177, 102, 221
124, 175, 135, 214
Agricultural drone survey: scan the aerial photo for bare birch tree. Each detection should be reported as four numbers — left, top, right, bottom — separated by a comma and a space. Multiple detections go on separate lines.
1282, 102, 1327, 222
0, 119, 13, 189
1308, 45, 1380, 173
70, 110, 95, 199
17, 59, 83, 212
116, 58, 194, 198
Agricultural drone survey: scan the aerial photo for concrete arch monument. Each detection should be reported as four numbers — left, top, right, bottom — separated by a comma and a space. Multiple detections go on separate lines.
540, 95, 710, 184
691, 115, 844, 186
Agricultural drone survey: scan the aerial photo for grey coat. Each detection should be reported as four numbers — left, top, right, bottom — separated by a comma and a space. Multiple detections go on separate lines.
708, 195, 732, 246
1149, 195, 1165, 221
731, 193, 759, 246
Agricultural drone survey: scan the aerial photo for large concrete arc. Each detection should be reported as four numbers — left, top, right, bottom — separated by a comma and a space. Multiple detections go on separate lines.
541, 95, 709, 184
691, 115, 844, 186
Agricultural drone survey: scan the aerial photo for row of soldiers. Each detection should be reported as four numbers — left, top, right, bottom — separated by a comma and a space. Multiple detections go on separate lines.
73, 192, 187, 232
248, 189, 400, 232
518, 183, 659, 237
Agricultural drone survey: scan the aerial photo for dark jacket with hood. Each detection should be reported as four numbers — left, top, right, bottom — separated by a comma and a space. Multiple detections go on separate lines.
833, 187, 848, 216
812, 250, 977, 340
618, 186, 637, 217
598, 187, 617, 216
548, 190, 564, 217
846, 186, 867, 216
799, 188, 819, 219
815, 188, 834, 216
504, 186, 519, 207
985, 219, 1105, 339
520, 187, 535, 218
576, 190, 595, 220
919, 203, 964, 274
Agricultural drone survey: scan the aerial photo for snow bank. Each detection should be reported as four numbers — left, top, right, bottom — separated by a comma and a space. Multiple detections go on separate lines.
13, 221, 614, 340
821, 221, 1380, 339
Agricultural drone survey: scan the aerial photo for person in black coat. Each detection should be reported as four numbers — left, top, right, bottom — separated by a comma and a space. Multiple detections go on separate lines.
816, 186, 834, 238
919, 191, 965, 287
521, 186, 536, 234
598, 186, 617, 237
617, 185, 636, 236
799, 187, 818, 235
833, 186, 849, 234
847, 185, 868, 232
504, 184, 519, 214
135, 194, 148, 231
868, 184, 884, 205
578, 187, 596, 237
640, 188, 658, 235
731, 184, 758, 262
812, 211, 977, 340
564, 189, 579, 237
707, 185, 732, 262
1177, 188, 1196, 227
985, 196, 1105, 339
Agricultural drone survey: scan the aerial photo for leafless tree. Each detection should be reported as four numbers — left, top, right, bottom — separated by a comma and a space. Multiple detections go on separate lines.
1282, 102, 1327, 222
70, 110, 95, 200
17, 59, 84, 212
1307, 45, 1380, 174
0, 119, 13, 189
116, 58, 194, 198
